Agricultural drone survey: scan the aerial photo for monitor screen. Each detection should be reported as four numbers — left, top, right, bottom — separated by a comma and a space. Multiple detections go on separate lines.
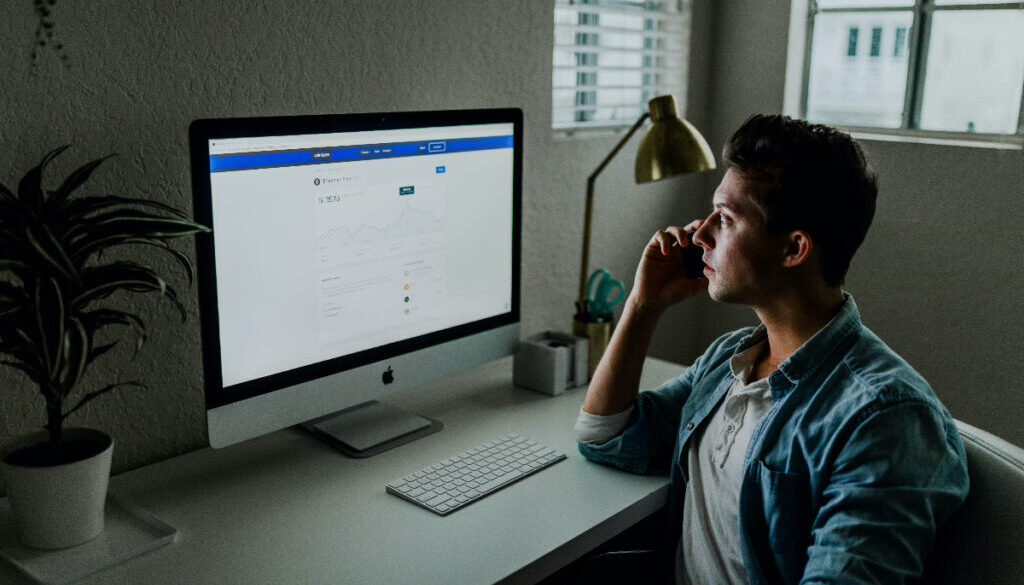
190, 109, 522, 451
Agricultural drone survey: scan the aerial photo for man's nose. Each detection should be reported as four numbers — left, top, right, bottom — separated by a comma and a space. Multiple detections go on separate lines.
693, 214, 714, 249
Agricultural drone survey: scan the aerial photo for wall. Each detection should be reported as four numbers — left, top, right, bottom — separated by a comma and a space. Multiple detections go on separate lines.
0, 1, 709, 475
6, 0, 1013, 479
692, 0, 1024, 445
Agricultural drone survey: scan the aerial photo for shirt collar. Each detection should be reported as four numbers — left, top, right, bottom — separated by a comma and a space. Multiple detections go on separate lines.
729, 340, 765, 382
735, 292, 863, 385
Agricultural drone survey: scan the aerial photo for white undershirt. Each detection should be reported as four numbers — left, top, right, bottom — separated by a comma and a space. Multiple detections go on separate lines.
574, 342, 773, 585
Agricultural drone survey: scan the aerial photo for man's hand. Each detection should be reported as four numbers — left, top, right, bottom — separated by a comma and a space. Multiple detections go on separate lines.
581, 221, 707, 416
632, 221, 709, 314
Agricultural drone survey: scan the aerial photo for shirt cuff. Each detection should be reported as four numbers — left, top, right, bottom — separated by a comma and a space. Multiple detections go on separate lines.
574, 405, 635, 444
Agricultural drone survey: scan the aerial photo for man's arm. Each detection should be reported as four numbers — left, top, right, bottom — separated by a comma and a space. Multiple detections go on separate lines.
799, 400, 969, 584
582, 295, 666, 415
582, 224, 708, 416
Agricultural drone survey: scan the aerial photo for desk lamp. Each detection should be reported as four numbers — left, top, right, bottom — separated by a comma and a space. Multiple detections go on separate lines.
573, 95, 716, 375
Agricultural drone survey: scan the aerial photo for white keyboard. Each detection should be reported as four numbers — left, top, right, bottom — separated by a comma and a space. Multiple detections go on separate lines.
385, 433, 566, 515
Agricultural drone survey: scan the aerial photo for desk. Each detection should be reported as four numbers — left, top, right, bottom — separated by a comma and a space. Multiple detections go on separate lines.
1, 356, 685, 585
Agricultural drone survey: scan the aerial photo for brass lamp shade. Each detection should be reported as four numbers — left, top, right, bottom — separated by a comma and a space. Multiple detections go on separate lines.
576, 94, 717, 344
635, 95, 715, 183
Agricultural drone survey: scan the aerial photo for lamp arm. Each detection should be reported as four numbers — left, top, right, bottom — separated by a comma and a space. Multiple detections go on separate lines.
577, 112, 651, 308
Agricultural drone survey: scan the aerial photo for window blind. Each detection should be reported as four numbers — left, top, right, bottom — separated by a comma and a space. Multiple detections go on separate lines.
553, 0, 691, 130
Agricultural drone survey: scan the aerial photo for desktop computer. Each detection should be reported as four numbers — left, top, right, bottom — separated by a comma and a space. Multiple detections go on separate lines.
189, 108, 522, 457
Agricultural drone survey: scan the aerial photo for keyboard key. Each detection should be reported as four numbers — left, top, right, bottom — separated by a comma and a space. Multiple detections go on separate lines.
426, 493, 453, 507
475, 469, 524, 493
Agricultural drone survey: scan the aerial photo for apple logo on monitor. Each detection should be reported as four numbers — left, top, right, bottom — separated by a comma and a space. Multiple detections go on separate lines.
382, 366, 394, 385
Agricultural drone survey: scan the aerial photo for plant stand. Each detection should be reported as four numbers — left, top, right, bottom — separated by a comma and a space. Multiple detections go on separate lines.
0, 494, 176, 584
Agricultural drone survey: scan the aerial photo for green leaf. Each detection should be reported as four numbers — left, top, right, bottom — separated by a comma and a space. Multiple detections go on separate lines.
18, 145, 70, 213
87, 341, 118, 364
0, 305, 20, 321
80, 308, 147, 354
75, 263, 187, 321
0, 184, 35, 229
78, 261, 163, 294
90, 215, 208, 237
121, 237, 196, 285
0, 281, 28, 303
0, 307, 33, 343
58, 316, 89, 398
57, 195, 193, 227
0, 342, 39, 385
0, 260, 29, 273
33, 276, 65, 382
45, 155, 114, 215
1, 302, 29, 327
63, 380, 145, 421
0, 180, 15, 201
82, 307, 145, 327
0, 359, 47, 386
26, 224, 77, 280
0, 308, 38, 346
68, 216, 208, 262
75, 278, 152, 304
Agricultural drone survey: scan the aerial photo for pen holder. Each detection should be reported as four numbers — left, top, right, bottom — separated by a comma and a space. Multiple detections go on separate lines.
572, 317, 611, 380
513, 331, 589, 395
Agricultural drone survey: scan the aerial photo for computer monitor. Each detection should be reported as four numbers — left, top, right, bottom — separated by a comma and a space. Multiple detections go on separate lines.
189, 108, 522, 456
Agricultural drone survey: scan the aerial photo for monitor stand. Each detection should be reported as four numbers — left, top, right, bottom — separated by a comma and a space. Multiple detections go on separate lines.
300, 400, 443, 458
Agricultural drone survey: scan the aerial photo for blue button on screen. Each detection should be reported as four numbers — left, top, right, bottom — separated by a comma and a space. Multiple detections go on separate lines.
436, 166, 446, 174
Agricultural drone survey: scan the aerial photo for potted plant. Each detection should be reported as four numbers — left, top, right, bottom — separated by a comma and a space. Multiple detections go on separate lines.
0, 145, 209, 549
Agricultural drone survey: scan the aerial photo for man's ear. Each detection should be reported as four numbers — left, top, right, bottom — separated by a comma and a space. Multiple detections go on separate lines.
782, 230, 813, 268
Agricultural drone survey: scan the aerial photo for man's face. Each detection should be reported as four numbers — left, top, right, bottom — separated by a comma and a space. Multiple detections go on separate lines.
693, 168, 790, 305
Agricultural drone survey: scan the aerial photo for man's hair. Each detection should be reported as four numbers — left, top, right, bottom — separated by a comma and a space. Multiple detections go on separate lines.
722, 114, 878, 287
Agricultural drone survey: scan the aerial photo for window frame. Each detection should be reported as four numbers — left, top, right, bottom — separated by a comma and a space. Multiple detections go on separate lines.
789, 0, 1024, 146
551, 0, 692, 134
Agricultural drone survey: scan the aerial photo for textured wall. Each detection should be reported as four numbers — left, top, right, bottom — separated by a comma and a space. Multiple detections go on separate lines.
695, 0, 1024, 446
0, 1, 710, 476
9, 0, 1010, 480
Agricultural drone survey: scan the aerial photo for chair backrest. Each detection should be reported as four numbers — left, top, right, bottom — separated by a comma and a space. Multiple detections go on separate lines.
923, 420, 1024, 585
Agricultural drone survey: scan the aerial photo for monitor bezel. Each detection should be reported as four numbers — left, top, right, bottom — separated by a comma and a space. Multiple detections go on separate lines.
190, 108, 523, 411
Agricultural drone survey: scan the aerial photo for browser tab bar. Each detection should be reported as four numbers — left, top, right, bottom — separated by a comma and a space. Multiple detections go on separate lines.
209, 135, 512, 172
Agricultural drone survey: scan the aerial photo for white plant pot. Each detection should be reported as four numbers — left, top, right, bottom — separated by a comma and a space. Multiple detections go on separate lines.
0, 428, 113, 550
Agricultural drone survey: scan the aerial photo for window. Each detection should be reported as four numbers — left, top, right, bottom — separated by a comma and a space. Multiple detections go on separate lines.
894, 27, 907, 57
552, 0, 692, 130
869, 27, 882, 57
794, 0, 1024, 137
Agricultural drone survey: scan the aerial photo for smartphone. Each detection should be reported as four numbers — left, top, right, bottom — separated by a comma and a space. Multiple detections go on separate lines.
682, 232, 706, 279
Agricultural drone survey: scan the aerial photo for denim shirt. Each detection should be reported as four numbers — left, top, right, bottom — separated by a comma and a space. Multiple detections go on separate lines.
578, 295, 969, 585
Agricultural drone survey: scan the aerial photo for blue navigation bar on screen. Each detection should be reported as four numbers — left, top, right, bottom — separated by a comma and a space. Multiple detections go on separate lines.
210, 135, 513, 172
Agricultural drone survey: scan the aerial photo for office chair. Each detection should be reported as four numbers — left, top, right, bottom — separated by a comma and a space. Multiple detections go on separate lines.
923, 419, 1024, 585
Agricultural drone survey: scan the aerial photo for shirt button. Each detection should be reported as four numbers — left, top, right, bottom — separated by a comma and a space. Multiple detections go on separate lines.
686, 422, 695, 431
726, 424, 735, 432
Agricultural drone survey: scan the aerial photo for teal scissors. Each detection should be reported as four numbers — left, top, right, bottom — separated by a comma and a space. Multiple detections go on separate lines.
586, 268, 625, 320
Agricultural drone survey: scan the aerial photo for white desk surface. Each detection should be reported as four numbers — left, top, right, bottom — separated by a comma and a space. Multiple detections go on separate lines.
1, 356, 685, 585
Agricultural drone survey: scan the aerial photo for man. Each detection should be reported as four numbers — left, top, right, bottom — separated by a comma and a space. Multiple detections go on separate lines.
574, 114, 968, 585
